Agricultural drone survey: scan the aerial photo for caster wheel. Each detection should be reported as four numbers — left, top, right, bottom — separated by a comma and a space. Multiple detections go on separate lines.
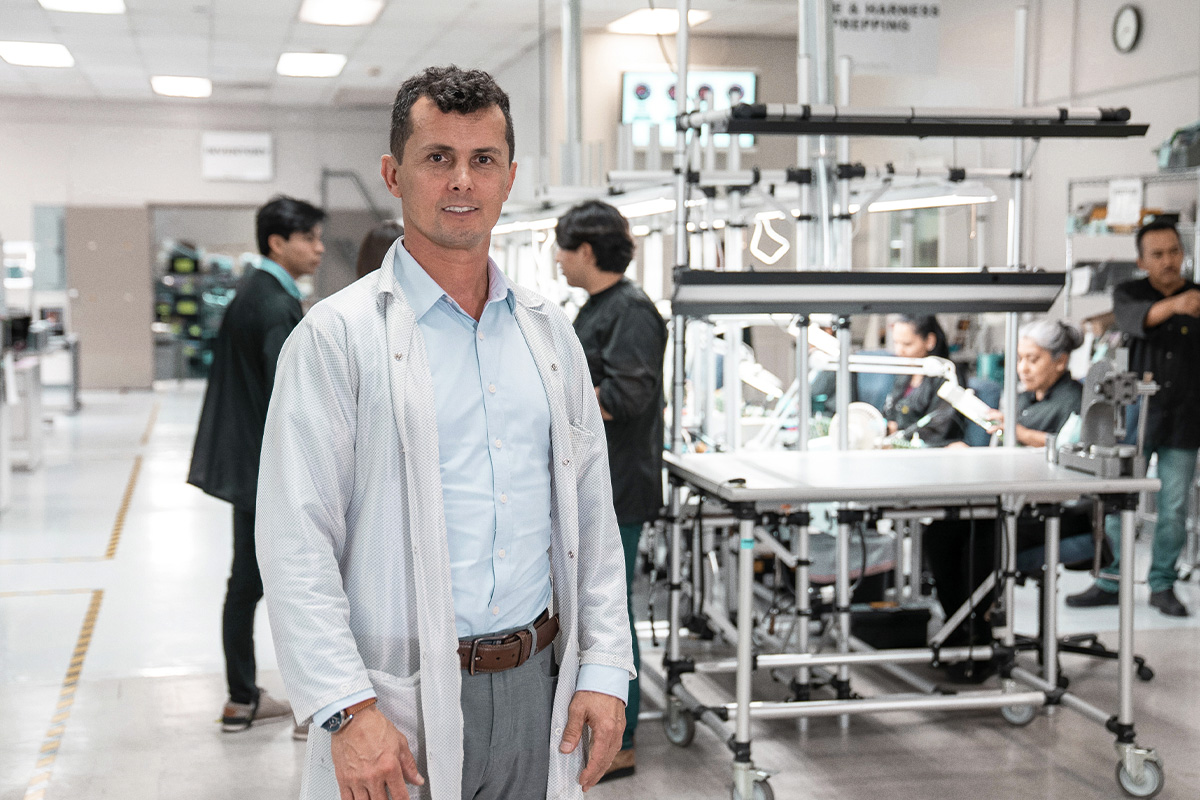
663, 699, 696, 747
731, 781, 774, 800
1137, 665, 1155, 682
1001, 703, 1037, 726
1116, 759, 1164, 798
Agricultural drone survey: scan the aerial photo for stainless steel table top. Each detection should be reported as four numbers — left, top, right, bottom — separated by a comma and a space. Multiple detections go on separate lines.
664, 448, 1159, 506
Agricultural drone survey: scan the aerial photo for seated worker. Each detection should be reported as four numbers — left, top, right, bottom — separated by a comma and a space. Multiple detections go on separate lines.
926, 318, 1087, 681
882, 315, 967, 447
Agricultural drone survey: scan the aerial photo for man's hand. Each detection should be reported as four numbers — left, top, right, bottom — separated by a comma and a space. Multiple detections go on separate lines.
1174, 289, 1200, 317
331, 706, 424, 800
559, 690, 625, 792
594, 386, 613, 421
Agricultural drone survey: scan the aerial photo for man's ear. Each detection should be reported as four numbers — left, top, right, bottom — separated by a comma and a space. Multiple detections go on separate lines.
266, 232, 285, 260
381, 154, 403, 199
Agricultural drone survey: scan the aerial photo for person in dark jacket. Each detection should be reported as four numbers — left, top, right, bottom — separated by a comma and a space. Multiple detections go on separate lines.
556, 199, 667, 781
1069, 219, 1199, 617
187, 195, 326, 734
882, 315, 967, 447
929, 319, 1088, 681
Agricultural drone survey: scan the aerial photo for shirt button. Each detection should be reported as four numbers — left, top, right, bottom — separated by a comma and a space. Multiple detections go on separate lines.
498, 549, 506, 558
494, 438, 502, 449
394, 353, 403, 361
500, 494, 508, 503
478, 332, 485, 341
554, 726, 564, 736
488, 384, 496, 393
492, 606, 500, 615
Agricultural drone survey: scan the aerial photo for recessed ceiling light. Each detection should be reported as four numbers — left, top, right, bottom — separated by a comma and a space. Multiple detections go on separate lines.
276, 52, 347, 78
151, 76, 213, 98
606, 8, 711, 35
38, 0, 126, 12
298, 0, 383, 26
0, 41, 75, 68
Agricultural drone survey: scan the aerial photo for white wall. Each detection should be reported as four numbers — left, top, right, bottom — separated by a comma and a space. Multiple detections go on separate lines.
0, 44, 547, 243
848, 0, 1200, 277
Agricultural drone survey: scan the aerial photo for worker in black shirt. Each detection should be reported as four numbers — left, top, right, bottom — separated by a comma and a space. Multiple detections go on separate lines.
985, 318, 1085, 445
188, 195, 326, 734
882, 315, 967, 447
931, 319, 1085, 681
1069, 219, 1199, 617
556, 200, 667, 780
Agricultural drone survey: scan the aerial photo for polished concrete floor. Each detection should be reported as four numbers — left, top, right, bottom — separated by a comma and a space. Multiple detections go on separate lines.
1, 382, 1197, 800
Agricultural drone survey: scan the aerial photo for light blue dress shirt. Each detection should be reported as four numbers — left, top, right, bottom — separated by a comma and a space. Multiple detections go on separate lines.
314, 242, 626, 728
255, 257, 303, 300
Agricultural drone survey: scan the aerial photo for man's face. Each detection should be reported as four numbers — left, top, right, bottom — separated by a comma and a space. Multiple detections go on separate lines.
1138, 229, 1185, 289
381, 96, 516, 256
555, 243, 591, 289
269, 225, 324, 278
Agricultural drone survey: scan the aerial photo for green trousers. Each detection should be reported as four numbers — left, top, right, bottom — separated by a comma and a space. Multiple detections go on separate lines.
1098, 445, 1198, 594
618, 522, 643, 750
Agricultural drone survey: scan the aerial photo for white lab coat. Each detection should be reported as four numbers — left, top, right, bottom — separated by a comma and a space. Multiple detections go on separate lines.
256, 246, 634, 800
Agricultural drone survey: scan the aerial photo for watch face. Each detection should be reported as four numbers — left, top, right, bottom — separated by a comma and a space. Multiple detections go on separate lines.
321, 712, 345, 733
1113, 5, 1141, 53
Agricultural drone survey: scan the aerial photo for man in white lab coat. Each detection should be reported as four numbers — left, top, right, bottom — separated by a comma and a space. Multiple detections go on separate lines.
255, 65, 634, 800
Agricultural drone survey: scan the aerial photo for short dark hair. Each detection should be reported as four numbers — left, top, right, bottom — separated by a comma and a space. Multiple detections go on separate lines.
389, 65, 515, 164
355, 220, 404, 279
256, 196, 326, 257
894, 314, 950, 359
555, 200, 635, 274
1136, 218, 1182, 257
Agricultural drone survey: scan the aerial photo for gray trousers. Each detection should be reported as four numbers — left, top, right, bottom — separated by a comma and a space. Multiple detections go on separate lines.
460, 639, 557, 800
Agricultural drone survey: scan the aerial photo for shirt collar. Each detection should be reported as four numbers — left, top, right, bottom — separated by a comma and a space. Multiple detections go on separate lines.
392, 238, 514, 320
256, 257, 303, 300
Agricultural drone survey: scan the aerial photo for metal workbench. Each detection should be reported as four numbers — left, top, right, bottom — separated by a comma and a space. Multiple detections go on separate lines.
659, 447, 1164, 799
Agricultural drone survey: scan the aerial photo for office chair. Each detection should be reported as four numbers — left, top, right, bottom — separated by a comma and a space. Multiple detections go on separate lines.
1012, 506, 1154, 686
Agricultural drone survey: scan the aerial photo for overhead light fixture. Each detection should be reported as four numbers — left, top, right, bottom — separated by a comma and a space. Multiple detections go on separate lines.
37, 0, 125, 12
299, 0, 384, 25
607, 8, 711, 35
151, 76, 212, 98
276, 52, 347, 78
848, 181, 998, 214
492, 217, 558, 236
0, 41, 74, 68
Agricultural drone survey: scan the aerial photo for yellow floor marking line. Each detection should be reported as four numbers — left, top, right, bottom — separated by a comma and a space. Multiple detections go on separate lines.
0, 399, 157, 566
23, 589, 103, 800
139, 398, 161, 447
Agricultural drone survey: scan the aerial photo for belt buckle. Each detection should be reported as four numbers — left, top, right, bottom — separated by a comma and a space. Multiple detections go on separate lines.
468, 636, 506, 676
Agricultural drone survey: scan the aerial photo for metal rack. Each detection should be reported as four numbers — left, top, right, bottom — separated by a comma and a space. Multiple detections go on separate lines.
659, 3, 1154, 798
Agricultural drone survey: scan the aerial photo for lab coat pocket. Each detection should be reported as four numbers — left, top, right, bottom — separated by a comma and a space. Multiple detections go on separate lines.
567, 423, 595, 467
368, 669, 429, 799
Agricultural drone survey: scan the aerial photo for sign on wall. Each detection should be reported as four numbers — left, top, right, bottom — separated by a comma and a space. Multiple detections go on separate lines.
832, 3, 941, 75
621, 70, 757, 148
201, 131, 274, 182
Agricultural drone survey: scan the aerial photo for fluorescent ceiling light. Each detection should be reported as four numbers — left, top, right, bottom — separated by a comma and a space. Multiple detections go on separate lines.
492, 217, 558, 236
299, 0, 384, 26
847, 181, 998, 214
151, 76, 212, 98
38, 0, 125, 12
607, 8, 711, 35
276, 52, 347, 78
0, 41, 74, 68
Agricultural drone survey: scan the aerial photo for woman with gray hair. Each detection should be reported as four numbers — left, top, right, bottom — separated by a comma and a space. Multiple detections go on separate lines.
986, 318, 1085, 447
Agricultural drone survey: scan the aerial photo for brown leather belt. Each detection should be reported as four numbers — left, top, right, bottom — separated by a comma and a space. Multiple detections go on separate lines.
458, 610, 559, 675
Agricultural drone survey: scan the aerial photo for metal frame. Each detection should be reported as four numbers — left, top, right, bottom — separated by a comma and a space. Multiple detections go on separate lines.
678, 103, 1149, 140
659, 449, 1162, 796
671, 268, 1064, 316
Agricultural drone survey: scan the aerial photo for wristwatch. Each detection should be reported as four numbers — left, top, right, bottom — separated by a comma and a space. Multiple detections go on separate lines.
320, 698, 377, 734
